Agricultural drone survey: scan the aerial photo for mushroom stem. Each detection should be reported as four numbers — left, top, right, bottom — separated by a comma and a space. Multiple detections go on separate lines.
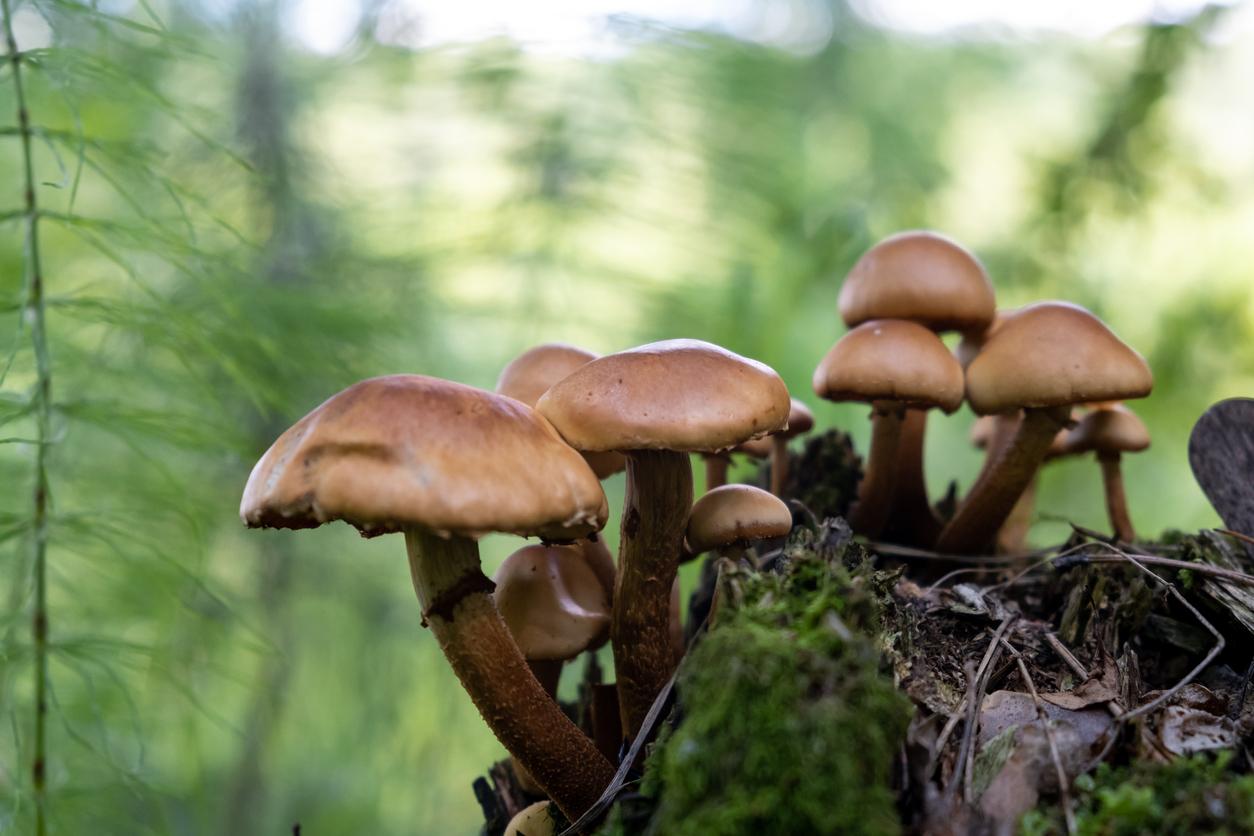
937, 405, 1071, 554
849, 405, 905, 538
770, 436, 789, 497
996, 475, 1037, 553
1099, 452, 1135, 542
404, 529, 613, 820
615, 449, 693, 739
884, 408, 941, 546
704, 453, 729, 492
970, 413, 1020, 495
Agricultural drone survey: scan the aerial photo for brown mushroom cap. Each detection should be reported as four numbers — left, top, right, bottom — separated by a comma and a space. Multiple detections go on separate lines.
838, 231, 996, 333
965, 302, 1153, 416
685, 484, 793, 554
240, 375, 608, 541
496, 343, 626, 479
536, 339, 790, 453
496, 343, 598, 407
1063, 404, 1150, 455
504, 801, 557, 836
494, 544, 610, 661
956, 309, 1011, 370
812, 319, 965, 413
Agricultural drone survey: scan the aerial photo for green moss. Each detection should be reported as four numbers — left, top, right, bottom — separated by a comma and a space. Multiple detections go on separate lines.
611, 540, 911, 835
1020, 753, 1254, 836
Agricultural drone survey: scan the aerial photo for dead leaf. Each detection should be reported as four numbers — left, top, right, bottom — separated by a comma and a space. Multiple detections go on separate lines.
1159, 705, 1236, 755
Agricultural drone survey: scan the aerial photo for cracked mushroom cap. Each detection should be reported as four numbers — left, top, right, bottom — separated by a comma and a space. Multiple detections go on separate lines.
240, 375, 608, 541
965, 303, 1153, 416
536, 339, 791, 453
496, 343, 626, 479
839, 231, 996, 333
1063, 404, 1150, 456
494, 544, 611, 660
812, 319, 965, 413
685, 484, 793, 554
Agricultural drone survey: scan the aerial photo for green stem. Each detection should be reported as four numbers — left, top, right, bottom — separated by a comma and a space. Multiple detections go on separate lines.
3, 6, 53, 833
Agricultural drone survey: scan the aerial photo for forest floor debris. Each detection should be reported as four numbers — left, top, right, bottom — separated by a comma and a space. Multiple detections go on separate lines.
476, 431, 1254, 835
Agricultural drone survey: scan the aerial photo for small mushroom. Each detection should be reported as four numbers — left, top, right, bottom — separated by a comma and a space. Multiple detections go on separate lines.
937, 303, 1152, 554
1061, 403, 1150, 542
537, 339, 790, 738
684, 485, 792, 628
494, 543, 611, 696
701, 401, 811, 495
812, 320, 964, 538
768, 399, 815, 496
241, 375, 614, 819
497, 342, 626, 479
504, 801, 557, 836
716, 399, 812, 496
685, 484, 793, 560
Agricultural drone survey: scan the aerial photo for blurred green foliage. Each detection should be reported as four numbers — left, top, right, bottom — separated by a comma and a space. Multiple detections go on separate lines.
0, 0, 1251, 832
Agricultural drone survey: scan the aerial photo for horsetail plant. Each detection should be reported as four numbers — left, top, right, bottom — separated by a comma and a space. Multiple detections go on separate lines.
3, 2, 54, 832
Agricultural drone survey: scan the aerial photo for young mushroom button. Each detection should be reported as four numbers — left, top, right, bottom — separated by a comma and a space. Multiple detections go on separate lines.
937, 303, 1153, 554
812, 320, 964, 539
685, 484, 793, 558
239, 375, 614, 821
496, 342, 626, 480
536, 338, 790, 739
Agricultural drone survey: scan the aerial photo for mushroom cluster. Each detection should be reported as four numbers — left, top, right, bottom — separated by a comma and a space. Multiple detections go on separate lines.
238, 231, 1153, 821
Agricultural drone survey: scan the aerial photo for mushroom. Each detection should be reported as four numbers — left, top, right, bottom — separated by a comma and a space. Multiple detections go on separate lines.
936, 303, 1153, 554
240, 375, 614, 819
537, 339, 790, 737
505, 801, 557, 836
1061, 403, 1150, 542
494, 543, 611, 797
494, 543, 611, 697
710, 399, 812, 496
497, 342, 626, 480
812, 319, 964, 538
838, 231, 996, 545
768, 399, 815, 496
684, 484, 793, 561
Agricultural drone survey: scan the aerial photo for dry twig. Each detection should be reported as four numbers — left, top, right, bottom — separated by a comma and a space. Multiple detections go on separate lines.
948, 616, 1015, 804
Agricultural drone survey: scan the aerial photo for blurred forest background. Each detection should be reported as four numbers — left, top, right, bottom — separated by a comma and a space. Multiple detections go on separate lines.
1, 0, 1252, 832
